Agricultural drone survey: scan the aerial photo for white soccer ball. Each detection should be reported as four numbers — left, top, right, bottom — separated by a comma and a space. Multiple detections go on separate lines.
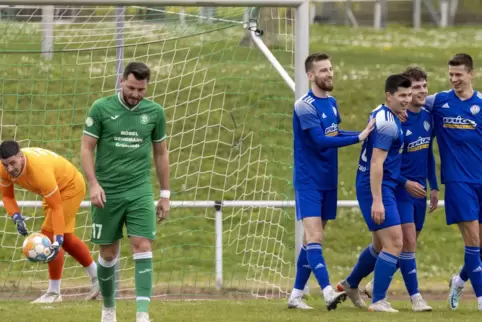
22, 233, 52, 263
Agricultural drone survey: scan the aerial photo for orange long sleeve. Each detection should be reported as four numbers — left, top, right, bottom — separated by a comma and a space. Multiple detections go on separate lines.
1, 185, 21, 216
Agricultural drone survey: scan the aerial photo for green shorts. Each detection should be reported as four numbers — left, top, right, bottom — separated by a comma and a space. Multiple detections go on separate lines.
91, 193, 156, 245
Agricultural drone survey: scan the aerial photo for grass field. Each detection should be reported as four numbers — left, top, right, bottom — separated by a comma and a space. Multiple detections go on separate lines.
0, 6, 482, 311
1, 298, 481, 321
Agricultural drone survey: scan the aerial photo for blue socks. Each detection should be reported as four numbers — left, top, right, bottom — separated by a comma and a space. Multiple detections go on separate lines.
346, 244, 378, 288
293, 245, 311, 291
399, 252, 418, 296
464, 246, 482, 297
306, 243, 330, 289
344, 246, 417, 300
459, 252, 482, 282
372, 252, 399, 303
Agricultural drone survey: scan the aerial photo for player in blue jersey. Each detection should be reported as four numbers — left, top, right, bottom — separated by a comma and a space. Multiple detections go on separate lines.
361, 67, 439, 312
288, 53, 375, 311
424, 53, 482, 311
336, 74, 411, 313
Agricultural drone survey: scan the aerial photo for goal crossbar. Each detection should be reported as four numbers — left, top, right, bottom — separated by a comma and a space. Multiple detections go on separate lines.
1, 200, 446, 209
1, 0, 306, 6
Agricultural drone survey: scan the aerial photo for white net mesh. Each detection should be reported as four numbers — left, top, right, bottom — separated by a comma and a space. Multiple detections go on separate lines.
0, 5, 297, 300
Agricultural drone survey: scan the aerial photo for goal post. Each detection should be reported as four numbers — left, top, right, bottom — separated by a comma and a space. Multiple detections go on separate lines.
0, 0, 310, 299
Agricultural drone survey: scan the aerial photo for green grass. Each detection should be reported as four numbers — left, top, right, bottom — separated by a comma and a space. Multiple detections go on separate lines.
0, 299, 481, 321
0, 11, 480, 301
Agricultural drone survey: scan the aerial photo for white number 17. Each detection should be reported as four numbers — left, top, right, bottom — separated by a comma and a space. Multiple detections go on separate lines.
92, 224, 103, 239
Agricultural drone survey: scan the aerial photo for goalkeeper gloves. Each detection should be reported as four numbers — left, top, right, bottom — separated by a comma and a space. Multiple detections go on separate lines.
45, 235, 64, 263
12, 213, 29, 236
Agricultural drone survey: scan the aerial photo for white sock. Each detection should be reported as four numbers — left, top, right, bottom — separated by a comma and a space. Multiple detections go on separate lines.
322, 285, 333, 299
410, 293, 421, 301
85, 261, 98, 281
290, 288, 304, 299
478, 296, 482, 308
455, 275, 466, 288
47, 279, 61, 294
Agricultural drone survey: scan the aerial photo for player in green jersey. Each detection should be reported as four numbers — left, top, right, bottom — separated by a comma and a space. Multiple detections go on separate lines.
81, 62, 170, 322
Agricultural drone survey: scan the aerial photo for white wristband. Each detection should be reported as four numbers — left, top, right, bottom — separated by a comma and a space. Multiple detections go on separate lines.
160, 190, 171, 198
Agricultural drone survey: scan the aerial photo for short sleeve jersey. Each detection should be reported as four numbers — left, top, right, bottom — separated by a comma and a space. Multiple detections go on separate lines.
83, 93, 167, 196
356, 105, 404, 190
399, 108, 435, 187
425, 90, 482, 184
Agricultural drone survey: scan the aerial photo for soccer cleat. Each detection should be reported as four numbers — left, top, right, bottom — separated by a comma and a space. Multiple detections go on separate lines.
411, 294, 432, 312
363, 280, 374, 299
324, 288, 347, 311
448, 275, 464, 310
136, 312, 151, 322
31, 292, 62, 304
368, 299, 399, 312
101, 306, 117, 322
336, 280, 367, 309
287, 296, 313, 310
86, 278, 100, 300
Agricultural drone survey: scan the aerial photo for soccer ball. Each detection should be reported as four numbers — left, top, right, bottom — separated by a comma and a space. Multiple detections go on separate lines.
22, 233, 52, 263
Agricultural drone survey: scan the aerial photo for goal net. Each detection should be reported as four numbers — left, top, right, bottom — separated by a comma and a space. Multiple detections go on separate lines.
0, 4, 298, 300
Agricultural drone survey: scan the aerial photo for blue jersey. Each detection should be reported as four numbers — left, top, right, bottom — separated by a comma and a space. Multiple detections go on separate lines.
398, 108, 438, 190
356, 105, 404, 190
425, 90, 482, 184
293, 90, 359, 190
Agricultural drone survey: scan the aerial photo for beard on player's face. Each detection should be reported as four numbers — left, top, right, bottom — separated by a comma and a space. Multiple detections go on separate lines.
314, 77, 333, 92
121, 89, 143, 107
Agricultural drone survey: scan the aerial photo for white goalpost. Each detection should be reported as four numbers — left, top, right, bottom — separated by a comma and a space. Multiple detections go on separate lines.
0, 0, 323, 300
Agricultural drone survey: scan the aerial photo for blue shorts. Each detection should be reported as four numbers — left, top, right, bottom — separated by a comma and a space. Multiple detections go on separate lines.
356, 185, 400, 232
445, 182, 482, 225
295, 189, 337, 221
395, 185, 427, 231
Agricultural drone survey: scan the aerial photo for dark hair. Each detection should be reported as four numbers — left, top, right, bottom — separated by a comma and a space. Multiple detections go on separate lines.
402, 66, 427, 82
123, 62, 151, 81
305, 53, 330, 73
385, 74, 412, 94
448, 53, 473, 71
0, 140, 20, 159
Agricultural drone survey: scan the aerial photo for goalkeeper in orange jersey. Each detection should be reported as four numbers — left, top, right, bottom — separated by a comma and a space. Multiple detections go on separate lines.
0, 140, 99, 304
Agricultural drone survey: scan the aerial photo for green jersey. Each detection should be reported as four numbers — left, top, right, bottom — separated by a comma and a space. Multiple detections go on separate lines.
83, 93, 166, 197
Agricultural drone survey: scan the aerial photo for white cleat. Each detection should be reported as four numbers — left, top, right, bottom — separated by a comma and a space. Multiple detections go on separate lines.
86, 278, 100, 300
368, 299, 399, 312
101, 306, 117, 322
363, 280, 374, 299
324, 288, 347, 311
136, 312, 151, 322
411, 294, 432, 312
287, 296, 313, 310
448, 275, 464, 310
337, 280, 367, 309
31, 292, 62, 304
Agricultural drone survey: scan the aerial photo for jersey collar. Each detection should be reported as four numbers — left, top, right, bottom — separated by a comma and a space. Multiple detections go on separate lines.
117, 93, 141, 111
451, 89, 477, 102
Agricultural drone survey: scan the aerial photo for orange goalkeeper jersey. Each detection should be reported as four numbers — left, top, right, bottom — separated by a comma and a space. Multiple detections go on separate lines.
0, 147, 84, 236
